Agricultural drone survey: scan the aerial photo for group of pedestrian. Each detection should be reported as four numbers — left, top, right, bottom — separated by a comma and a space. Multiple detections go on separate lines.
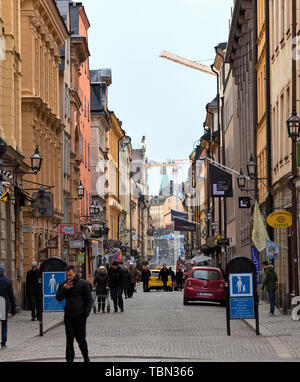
92, 262, 141, 314
156, 264, 184, 292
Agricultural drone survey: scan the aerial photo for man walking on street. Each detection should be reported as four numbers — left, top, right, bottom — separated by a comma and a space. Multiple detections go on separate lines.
175, 267, 184, 291
26, 262, 42, 321
56, 265, 92, 362
262, 261, 278, 317
141, 265, 151, 292
128, 263, 139, 298
0, 264, 16, 349
159, 264, 170, 292
169, 267, 175, 291
108, 262, 124, 312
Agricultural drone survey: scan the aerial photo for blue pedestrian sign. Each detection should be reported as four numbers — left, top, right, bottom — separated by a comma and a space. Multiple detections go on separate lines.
43, 272, 66, 312
229, 273, 253, 297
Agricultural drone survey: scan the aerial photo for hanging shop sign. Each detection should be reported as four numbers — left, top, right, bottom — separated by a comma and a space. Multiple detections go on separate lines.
60, 224, 76, 236
265, 240, 280, 259
46, 235, 59, 249
266, 211, 292, 229
69, 239, 85, 249
209, 163, 233, 198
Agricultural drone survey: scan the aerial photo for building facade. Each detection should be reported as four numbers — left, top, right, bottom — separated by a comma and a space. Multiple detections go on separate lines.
20, 0, 68, 273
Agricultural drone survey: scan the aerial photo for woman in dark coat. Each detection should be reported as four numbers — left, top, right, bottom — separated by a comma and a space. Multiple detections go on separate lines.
93, 266, 110, 313
122, 266, 131, 299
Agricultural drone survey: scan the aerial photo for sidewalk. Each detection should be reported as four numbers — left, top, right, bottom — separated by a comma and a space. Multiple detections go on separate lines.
244, 301, 300, 359
4, 309, 64, 349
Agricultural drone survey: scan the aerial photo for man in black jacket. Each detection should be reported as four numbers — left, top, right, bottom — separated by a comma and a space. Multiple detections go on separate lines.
141, 265, 151, 292
26, 262, 41, 321
159, 264, 170, 291
108, 262, 124, 312
56, 265, 92, 362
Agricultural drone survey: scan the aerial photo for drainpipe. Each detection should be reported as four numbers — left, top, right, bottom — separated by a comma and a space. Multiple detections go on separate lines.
252, 0, 258, 203
265, 0, 273, 241
291, 0, 299, 297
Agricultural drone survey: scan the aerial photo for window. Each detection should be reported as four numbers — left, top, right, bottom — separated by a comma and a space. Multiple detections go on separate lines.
192, 270, 221, 280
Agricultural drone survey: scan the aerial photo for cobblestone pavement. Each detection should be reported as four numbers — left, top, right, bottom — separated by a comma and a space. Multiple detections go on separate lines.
1, 285, 300, 362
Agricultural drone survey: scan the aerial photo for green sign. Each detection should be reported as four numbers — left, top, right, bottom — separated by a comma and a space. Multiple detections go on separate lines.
76, 252, 85, 264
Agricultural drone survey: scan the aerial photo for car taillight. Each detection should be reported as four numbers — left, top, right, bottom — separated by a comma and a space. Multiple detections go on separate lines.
187, 279, 192, 287
219, 282, 224, 288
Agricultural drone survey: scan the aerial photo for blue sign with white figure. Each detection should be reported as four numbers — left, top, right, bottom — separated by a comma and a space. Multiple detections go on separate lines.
229, 273, 253, 297
43, 272, 66, 312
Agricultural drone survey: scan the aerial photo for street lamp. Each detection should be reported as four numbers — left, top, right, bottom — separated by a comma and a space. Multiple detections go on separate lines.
247, 154, 257, 180
237, 169, 247, 190
30, 146, 43, 174
287, 107, 300, 140
77, 181, 84, 198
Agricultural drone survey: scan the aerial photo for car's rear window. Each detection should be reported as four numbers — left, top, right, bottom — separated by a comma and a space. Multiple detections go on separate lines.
151, 271, 159, 277
192, 269, 220, 280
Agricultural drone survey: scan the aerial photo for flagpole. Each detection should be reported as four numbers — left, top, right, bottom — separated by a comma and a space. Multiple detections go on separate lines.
201, 156, 251, 180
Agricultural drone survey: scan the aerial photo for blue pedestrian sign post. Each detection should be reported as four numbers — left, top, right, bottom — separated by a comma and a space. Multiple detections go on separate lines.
225, 256, 259, 336
43, 272, 66, 312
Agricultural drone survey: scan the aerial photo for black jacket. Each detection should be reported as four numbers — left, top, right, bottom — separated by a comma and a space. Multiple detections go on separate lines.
0, 274, 16, 318
93, 272, 109, 296
56, 275, 92, 317
26, 269, 40, 296
141, 269, 151, 282
159, 267, 169, 281
176, 270, 183, 282
108, 267, 124, 289
122, 271, 131, 289
169, 270, 175, 282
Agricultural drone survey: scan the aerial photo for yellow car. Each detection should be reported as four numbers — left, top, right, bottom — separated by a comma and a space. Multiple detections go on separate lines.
148, 269, 173, 291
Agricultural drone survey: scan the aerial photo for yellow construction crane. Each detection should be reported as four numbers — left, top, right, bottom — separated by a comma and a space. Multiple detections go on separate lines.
159, 50, 217, 77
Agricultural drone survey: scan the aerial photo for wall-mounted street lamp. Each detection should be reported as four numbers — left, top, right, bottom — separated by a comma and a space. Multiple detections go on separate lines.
66, 181, 85, 200
287, 107, 300, 140
237, 169, 247, 190
90, 201, 100, 216
30, 146, 43, 174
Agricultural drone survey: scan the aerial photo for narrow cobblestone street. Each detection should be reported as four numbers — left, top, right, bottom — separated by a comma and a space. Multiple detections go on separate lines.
1, 285, 300, 363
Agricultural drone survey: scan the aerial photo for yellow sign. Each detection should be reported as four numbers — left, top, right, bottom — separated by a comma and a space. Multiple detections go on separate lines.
214, 234, 222, 243
267, 211, 292, 229
0, 188, 9, 203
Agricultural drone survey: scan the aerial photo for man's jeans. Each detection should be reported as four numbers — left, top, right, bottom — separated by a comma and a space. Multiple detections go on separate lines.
268, 290, 275, 314
1, 320, 7, 346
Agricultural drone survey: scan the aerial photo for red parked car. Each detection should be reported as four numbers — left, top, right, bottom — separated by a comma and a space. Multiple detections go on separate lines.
183, 266, 226, 306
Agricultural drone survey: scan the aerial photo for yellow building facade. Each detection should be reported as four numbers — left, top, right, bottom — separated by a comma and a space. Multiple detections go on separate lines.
257, 0, 268, 204
20, 0, 68, 272
106, 112, 124, 242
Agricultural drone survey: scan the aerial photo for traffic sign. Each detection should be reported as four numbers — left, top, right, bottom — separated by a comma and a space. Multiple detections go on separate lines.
42, 272, 66, 312
225, 256, 259, 335
229, 273, 253, 297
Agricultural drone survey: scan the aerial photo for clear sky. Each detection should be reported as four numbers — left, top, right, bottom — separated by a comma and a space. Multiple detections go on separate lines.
83, 0, 233, 194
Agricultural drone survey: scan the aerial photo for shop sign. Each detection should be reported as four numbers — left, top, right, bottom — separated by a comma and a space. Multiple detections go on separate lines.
266, 211, 292, 229
76, 252, 85, 264
60, 224, 76, 236
69, 239, 85, 249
